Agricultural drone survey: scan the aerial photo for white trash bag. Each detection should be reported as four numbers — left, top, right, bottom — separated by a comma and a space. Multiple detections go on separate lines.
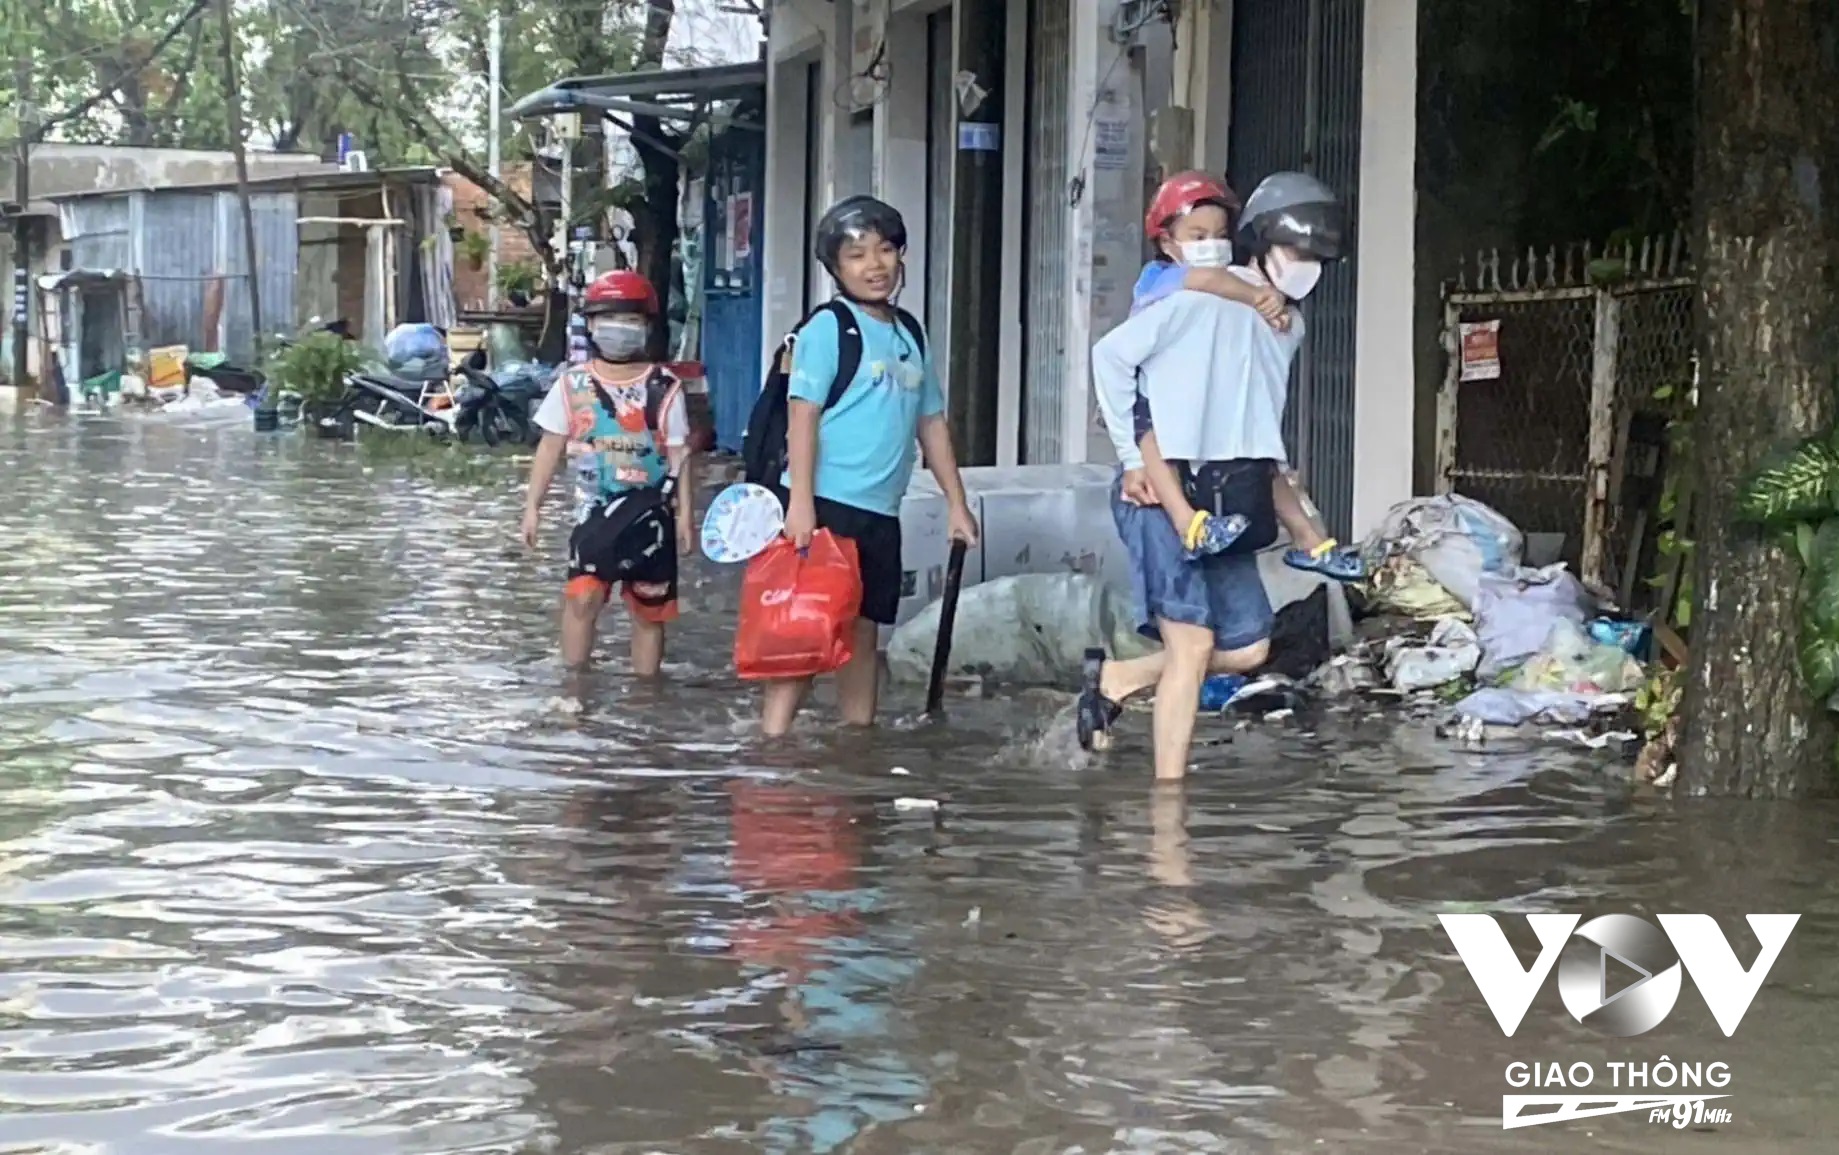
886, 572, 1157, 687
1472, 564, 1593, 681
1361, 495, 1525, 610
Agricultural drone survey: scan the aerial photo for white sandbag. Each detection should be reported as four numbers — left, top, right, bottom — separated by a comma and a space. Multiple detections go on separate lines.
886, 572, 1157, 687
1473, 564, 1593, 681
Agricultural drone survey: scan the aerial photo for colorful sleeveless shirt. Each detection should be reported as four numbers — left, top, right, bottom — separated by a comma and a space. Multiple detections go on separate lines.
556, 364, 681, 525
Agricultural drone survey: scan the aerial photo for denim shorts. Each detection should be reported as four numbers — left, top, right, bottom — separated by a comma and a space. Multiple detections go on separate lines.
1111, 470, 1275, 651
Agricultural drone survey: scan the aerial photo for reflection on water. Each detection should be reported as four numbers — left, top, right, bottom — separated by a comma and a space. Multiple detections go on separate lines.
2, 408, 1839, 1153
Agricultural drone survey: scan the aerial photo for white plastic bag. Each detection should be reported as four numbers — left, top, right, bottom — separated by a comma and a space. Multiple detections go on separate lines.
1473, 564, 1593, 681
1510, 618, 1644, 695
1384, 618, 1482, 691
885, 572, 1157, 687
1362, 495, 1525, 609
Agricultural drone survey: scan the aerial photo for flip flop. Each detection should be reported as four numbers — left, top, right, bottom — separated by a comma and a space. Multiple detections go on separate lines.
1077, 647, 1124, 752
1182, 511, 1251, 562
1284, 539, 1366, 582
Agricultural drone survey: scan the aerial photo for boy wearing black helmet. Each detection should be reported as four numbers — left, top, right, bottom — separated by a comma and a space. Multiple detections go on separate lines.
761, 195, 979, 737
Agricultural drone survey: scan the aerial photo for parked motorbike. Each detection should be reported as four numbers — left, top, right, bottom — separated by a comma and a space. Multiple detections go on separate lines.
453, 351, 554, 447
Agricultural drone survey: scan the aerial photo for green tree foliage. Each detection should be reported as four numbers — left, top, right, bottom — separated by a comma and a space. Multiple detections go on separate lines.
5, 0, 723, 323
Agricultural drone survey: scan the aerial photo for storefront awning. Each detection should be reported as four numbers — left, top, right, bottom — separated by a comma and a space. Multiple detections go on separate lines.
510, 61, 765, 129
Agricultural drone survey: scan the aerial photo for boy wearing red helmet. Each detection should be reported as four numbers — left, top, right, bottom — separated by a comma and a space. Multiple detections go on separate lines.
522, 269, 696, 675
1121, 171, 1288, 559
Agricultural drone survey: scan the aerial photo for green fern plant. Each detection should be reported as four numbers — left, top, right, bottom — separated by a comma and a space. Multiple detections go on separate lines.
1735, 430, 1839, 700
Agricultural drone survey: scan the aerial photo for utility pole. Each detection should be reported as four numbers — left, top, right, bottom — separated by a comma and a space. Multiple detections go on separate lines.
216, 0, 263, 348
946, 0, 1005, 465
486, 10, 502, 308
11, 53, 31, 391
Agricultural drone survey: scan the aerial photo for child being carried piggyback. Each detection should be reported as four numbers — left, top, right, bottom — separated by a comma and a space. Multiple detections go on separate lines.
1123, 170, 1363, 582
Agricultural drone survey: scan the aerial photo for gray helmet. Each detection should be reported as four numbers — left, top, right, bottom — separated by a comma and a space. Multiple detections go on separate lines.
1238, 172, 1348, 261
813, 195, 908, 271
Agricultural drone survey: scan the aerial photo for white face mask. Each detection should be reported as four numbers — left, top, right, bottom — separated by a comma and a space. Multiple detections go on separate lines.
590, 317, 649, 362
1266, 253, 1323, 300
1178, 239, 1234, 269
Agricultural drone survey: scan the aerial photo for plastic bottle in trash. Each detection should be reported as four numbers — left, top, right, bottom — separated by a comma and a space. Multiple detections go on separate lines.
1200, 674, 1248, 712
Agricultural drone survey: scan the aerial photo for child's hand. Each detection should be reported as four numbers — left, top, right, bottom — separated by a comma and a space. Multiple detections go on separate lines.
677, 515, 696, 556
1121, 469, 1160, 506
520, 506, 540, 548
1253, 285, 1291, 331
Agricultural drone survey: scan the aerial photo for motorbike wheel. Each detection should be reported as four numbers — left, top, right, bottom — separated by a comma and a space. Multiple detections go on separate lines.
479, 404, 503, 448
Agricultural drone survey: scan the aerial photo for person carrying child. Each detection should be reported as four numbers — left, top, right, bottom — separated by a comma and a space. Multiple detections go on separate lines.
521, 269, 696, 676
760, 195, 979, 738
1078, 171, 1351, 780
1120, 170, 1364, 580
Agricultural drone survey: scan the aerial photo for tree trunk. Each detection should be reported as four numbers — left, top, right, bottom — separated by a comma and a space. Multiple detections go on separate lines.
1677, 0, 1839, 797
631, 126, 681, 358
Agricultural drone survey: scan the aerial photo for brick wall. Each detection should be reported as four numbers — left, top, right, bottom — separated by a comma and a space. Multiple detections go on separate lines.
445, 165, 542, 310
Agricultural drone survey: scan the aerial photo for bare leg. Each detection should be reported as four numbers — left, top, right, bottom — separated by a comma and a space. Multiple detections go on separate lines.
761, 677, 813, 737
1101, 641, 1272, 704
629, 616, 665, 678
1273, 472, 1327, 553
560, 582, 608, 668
834, 618, 882, 726
1150, 619, 1215, 781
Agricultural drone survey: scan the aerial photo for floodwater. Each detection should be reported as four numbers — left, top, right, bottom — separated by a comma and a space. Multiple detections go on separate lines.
2, 405, 1837, 1155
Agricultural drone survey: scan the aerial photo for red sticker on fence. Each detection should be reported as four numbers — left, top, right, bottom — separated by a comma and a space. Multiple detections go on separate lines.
1460, 320, 1502, 382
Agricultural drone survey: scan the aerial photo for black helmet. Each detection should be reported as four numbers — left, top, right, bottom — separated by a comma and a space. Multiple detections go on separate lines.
813, 195, 908, 271
1237, 172, 1348, 262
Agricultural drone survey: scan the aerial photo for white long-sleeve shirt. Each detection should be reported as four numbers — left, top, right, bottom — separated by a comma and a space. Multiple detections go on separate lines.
1091, 270, 1305, 470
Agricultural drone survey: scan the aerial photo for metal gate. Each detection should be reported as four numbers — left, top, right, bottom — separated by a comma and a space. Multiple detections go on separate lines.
1227, 0, 1363, 541
1020, 0, 1071, 463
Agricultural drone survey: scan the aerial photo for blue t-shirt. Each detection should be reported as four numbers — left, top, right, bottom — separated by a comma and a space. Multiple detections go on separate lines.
1132, 261, 1187, 315
782, 301, 944, 518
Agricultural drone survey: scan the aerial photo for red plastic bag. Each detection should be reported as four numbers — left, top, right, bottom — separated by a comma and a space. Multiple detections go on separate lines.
734, 530, 864, 680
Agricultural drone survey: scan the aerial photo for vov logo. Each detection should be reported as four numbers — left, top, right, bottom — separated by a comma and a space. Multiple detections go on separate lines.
1439, 913, 1799, 1037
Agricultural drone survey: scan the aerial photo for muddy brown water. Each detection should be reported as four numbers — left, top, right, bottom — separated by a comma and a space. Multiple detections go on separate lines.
2, 407, 1837, 1154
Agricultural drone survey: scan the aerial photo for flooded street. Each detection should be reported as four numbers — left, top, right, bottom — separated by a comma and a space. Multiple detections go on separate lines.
4, 407, 1839, 1154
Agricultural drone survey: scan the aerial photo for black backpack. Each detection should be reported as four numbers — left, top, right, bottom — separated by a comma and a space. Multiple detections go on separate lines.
741, 299, 926, 487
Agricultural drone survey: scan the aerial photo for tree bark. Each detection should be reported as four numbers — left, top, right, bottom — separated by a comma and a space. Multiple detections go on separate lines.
1677, 0, 1839, 797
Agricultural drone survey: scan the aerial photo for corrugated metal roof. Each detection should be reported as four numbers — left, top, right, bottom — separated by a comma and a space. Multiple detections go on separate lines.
46, 165, 444, 201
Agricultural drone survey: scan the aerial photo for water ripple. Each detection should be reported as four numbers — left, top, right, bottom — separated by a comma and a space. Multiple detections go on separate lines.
3, 412, 1839, 1152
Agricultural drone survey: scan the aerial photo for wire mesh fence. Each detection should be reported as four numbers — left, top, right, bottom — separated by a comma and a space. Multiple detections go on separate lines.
1436, 236, 1695, 598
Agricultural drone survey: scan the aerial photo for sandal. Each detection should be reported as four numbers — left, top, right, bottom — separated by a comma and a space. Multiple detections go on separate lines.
1284, 538, 1366, 582
1182, 511, 1251, 562
1077, 648, 1124, 751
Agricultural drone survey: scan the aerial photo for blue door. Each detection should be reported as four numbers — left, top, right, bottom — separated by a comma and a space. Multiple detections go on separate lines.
702, 127, 766, 454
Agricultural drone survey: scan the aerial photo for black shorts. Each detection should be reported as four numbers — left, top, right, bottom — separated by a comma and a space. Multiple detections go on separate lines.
775, 490, 902, 626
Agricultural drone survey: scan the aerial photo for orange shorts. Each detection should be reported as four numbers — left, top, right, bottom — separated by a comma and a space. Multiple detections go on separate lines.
564, 574, 679, 624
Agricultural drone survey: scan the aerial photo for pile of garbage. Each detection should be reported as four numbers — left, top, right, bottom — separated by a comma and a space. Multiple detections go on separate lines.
1317, 494, 1659, 759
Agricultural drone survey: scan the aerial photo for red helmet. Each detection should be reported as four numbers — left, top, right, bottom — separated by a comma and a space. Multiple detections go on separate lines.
582, 269, 659, 317
1145, 170, 1242, 242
